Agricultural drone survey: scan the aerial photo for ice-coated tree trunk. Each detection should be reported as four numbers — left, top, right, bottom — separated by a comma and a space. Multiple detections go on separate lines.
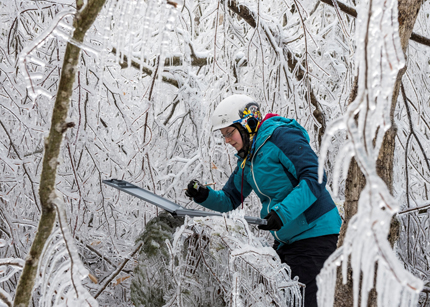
13, 1, 106, 306
333, 0, 422, 305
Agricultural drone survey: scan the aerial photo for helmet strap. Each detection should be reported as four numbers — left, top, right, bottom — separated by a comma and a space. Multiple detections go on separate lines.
235, 124, 250, 159
235, 124, 259, 160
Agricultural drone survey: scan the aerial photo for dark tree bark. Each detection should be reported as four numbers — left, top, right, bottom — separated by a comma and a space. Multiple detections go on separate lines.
13, 1, 106, 306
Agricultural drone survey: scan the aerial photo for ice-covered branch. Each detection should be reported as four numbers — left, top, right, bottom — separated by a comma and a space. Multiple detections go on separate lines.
0, 119, 40, 213
398, 203, 430, 215
32, 193, 100, 306
133, 214, 303, 306
13, 1, 107, 306
75, 236, 118, 269
225, 0, 327, 145
319, 0, 430, 47
94, 242, 143, 299
17, 9, 76, 99
0, 289, 12, 307
111, 48, 180, 88
317, 0, 424, 302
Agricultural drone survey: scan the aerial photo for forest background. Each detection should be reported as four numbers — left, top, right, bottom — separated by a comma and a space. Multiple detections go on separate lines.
1, 0, 430, 306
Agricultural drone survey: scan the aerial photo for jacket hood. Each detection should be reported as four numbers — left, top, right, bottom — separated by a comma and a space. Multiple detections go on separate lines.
255, 116, 310, 150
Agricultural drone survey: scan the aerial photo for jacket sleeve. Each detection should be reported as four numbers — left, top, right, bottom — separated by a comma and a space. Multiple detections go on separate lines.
196, 166, 253, 213
268, 126, 328, 225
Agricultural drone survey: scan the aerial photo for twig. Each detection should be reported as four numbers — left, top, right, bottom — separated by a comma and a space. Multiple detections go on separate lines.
111, 48, 180, 88
94, 242, 143, 299
225, 0, 327, 146
85, 145, 118, 252
0, 204, 19, 257
0, 289, 12, 307
400, 83, 430, 210
75, 236, 118, 269
319, 0, 430, 47
67, 143, 84, 214
55, 204, 79, 298
0, 119, 41, 213
398, 203, 430, 215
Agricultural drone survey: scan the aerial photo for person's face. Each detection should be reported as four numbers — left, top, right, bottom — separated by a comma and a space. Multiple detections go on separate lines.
220, 126, 243, 151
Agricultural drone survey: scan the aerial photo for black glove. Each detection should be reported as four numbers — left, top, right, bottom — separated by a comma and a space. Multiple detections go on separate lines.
258, 211, 283, 231
185, 179, 209, 203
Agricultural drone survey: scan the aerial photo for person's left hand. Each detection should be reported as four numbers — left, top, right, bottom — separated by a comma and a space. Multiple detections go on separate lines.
258, 211, 283, 231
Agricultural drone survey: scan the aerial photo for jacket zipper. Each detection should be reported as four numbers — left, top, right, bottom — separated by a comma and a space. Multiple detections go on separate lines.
251, 135, 287, 244
250, 136, 272, 215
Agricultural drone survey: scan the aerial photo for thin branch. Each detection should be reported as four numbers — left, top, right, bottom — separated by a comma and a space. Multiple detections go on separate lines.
226, 0, 327, 146
0, 289, 12, 307
75, 236, 118, 269
410, 32, 430, 47
94, 242, 143, 299
66, 143, 84, 214
319, 0, 430, 47
55, 205, 79, 297
0, 119, 41, 213
398, 82, 430, 214
111, 48, 179, 88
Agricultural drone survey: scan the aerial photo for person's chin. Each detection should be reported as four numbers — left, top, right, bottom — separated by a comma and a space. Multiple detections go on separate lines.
230, 143, 242, 151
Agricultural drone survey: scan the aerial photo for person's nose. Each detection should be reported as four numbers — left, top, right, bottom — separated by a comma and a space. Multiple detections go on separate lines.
224, 135, 233, 143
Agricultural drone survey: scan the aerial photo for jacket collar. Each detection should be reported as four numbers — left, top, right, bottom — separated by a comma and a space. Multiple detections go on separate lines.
254, 116, 310, 150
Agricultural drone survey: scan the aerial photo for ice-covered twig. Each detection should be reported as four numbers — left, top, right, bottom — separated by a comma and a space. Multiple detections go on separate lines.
161, 215, 303, 306
0, 119, 41, 213
225, 0, 327, 145
397, 202, 430, 215
319, 0, 430, 47
397, 82, 430, 220
0, 288, 12, 307
94, 242, 143, 299
0, 258, 25, 268
18, 9, 76, 98
0, 256, 24, 306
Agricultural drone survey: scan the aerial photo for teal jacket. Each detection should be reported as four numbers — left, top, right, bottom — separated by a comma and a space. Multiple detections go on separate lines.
198, 116, 342, 245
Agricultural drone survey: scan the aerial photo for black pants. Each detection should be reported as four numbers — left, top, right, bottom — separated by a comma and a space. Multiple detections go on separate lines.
276, 234, 338, 307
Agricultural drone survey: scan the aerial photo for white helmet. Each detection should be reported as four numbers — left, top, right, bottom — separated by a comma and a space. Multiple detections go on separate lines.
211, 94, 262, 133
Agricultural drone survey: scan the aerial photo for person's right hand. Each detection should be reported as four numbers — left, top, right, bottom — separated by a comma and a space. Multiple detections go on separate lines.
185, 179, 209, 203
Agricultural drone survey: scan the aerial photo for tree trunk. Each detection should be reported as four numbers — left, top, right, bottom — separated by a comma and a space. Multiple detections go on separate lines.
333, 0, 422, 305
13, 1, 106, 306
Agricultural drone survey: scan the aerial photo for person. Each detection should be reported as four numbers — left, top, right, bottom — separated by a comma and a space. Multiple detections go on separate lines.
185, 94, 342, 306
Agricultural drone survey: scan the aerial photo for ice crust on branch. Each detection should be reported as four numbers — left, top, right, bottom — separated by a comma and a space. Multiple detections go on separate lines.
316, 0, 424, 302
33, 194, 98, 307
131, 212, 303, 307
0, 258, 24, 307
17, 9, 76, 101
